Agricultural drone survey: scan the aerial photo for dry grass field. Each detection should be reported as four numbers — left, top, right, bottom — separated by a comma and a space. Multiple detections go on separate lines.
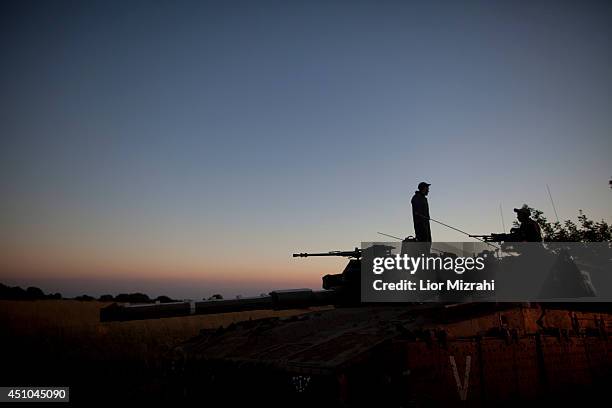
0, 300, 321, 401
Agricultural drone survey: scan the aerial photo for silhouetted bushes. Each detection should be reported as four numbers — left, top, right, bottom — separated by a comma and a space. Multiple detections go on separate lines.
115, 293, 150, 303
0, 283, 177, 303
75, 294, 95, 301
519, 206, 612, 242
0, 283, 63, 300
99, 294, 115, 302
154, 295, 177, 303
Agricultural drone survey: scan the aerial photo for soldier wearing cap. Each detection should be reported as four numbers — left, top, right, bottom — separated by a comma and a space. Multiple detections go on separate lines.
512, 207, 542, 242
411, 182, 432, 253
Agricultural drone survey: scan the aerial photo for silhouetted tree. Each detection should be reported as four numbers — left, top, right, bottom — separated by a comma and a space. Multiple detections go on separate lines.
115, 293, 150, 303
99, 294, 115, 302
75, 294, 94, 301
25, 286, 45, 300
0, 284, 25, 299
154, 295, 176, 303
0, 284, 62, 300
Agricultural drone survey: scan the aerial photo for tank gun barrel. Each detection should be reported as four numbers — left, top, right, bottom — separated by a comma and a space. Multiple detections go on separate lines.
292, 247, 361, 259
102, 246, 362, 322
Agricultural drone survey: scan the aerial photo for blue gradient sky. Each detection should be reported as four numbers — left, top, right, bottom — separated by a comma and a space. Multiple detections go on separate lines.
1, 0, 611, 298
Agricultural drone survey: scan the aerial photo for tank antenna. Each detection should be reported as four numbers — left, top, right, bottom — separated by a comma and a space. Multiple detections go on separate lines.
414, 213, 499, 249
377, 231, 403, 240
499, 203, 506, 233
546, 184, 560, 223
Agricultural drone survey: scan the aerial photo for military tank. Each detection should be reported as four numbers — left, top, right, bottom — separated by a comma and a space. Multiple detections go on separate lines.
100, 243, 612, 406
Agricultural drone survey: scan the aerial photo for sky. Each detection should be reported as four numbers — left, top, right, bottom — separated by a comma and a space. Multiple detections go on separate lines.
1, 0, 611, 299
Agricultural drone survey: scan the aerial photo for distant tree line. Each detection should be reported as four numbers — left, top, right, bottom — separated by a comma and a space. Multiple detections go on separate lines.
0, 283, 62, 300
516, 206, 611, 242
0, 283, 178, 303
97, 293, 178, 303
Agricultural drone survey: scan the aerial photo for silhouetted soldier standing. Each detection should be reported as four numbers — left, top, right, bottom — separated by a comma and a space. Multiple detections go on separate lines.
411, 182, 432, 254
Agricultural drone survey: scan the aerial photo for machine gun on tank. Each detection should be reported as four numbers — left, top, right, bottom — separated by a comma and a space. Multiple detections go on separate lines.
469, 228, 521, 243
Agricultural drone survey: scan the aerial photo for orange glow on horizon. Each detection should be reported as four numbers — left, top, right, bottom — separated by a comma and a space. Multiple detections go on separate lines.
0, 248, 346, 291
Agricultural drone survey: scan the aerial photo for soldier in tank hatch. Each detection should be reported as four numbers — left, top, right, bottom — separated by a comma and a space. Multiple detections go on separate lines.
512, 207, 542, 242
